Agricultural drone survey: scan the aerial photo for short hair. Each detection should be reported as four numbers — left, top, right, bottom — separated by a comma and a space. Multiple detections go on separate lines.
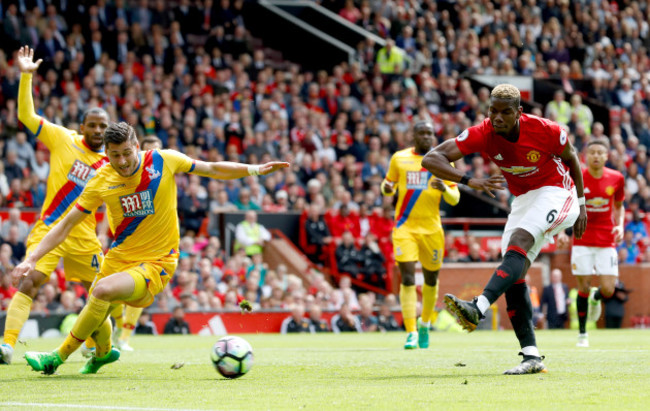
413, 120, 434, 132
490, 84, 521, 107
141, 135, 162, 149
587, 136, 610, 150
104, 122, 137, 147
81, 107, 108, 124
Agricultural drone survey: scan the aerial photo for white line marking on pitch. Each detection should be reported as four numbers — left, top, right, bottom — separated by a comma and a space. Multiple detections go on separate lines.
0, 403, 204, 411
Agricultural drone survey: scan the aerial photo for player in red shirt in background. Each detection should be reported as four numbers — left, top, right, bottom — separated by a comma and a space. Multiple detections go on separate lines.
423, 84, 587, 374
558, 137, 625, 348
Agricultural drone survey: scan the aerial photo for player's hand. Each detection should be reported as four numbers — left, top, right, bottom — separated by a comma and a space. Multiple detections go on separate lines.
259, 161, 290, 175
16, 46, 42, 74
573, 206, 588, 239
612, 225, 624, 243
556, 231, 571, 249
11, 260, 35, 286
430, 178, 447, 192
467, 174, 506, 198
381, 180, 395, 195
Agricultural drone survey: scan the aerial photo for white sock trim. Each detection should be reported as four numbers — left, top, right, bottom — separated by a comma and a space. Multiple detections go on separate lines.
521, 346, 540, 357
476, 295, 490, 314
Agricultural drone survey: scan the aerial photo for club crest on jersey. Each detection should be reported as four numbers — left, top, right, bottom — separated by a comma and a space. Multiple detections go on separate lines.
120, 189, 155, 217
526, 150, 540, 162
606, 186, 615, 196
68, 160, 96, 187
146, 165, 161, 180
406, 171, 429, 189
500, 165, 537, 176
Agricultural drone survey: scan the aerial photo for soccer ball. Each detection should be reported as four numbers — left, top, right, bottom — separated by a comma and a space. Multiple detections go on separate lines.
211, 336, 254, 379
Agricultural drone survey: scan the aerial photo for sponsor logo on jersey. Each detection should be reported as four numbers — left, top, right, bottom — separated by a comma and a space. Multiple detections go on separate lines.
67, 160, 96, 187
406, 171, 429, 189
108, 184, 126, 189
587, 197, 609, 207
526, 150, 541, 162
499, 165, 538, 176
120, 189, 155, 217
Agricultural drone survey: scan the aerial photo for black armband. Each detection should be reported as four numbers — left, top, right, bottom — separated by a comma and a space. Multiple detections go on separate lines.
459, 174, 471, 185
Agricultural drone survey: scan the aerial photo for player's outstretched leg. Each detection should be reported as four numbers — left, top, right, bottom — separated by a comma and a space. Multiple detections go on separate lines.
79, 348, 121, 374
503, 353, 548, 375
443, 294, 483, 332
24, 351, 64, 375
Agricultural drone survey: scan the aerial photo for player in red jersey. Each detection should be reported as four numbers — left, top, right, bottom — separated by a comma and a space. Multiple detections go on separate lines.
558, 137, 624, 347
422, 84, 587, 375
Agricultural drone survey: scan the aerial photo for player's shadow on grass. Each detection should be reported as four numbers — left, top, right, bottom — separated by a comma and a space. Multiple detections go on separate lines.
360, 373, 495, 380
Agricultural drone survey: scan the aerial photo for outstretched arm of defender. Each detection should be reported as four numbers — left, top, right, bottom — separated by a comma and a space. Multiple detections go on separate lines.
16, 46, 44, 133
190, 161, 289, 179
11, 207, 87, 284
422, 139, 505, 198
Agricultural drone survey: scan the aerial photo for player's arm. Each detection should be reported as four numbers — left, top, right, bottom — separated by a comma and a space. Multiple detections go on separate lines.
430, 178, 460, 205
190, 160, 289, 179
612, 201, 624, 243
11, 206, 87, 284
422, 139, 506, 198
559, 141, 587, 238
16, 46, 44, 134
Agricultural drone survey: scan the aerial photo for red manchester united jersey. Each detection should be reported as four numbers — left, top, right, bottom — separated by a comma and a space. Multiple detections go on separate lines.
573, 167, 625, 248
455, 114, 573, 196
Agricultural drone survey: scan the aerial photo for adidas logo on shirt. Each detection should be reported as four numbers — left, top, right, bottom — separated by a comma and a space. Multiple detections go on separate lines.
494, 154, 504, 160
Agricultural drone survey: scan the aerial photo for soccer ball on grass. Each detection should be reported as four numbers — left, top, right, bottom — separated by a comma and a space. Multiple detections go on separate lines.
211, 336, 254, 379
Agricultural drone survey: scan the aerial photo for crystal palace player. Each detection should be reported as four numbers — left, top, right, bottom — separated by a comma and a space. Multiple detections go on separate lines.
422, 84, 587, 374
381, 120, 460, 350
14, 122, 288, 375
1, 47, 109, 365
558, 137, 625, 348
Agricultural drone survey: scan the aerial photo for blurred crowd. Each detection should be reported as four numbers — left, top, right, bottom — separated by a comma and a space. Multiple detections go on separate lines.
1, 0, 650, 314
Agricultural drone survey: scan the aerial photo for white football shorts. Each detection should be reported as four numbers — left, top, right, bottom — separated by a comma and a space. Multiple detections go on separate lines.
502, 186, 579, 263
571, 245, 619, 276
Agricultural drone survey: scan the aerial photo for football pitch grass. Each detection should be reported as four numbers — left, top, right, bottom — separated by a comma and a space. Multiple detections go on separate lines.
1, 330, 649, 410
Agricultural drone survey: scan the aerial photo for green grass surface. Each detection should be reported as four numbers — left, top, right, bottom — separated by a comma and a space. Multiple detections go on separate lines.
1, 330, 649, 410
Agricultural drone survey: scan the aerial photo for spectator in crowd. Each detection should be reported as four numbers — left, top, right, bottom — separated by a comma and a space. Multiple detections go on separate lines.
304, 203, 332, 264
163, 307, 191, 335
359, 233, 385, 287
0, 208, 30, 243
377, 302, 401, 332
335, 231, 362, 276
135, 311, 158, 335
618, 230, 641, 264
234, 210, 271, 257
308, 304, 329, 333
280, 303, 310, 334
0, 271, 18, 310
541, 269, 569, 329
604, 280, 630, 329
331, 302, 361, 333
1, 226, 27, 262
357, 299, 378, 332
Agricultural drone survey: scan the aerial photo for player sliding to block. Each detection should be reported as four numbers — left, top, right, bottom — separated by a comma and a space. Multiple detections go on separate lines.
13, 122, 288, 375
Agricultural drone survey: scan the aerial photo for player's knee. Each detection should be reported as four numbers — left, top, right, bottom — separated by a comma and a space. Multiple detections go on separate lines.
401, 273, 416, 286
19, 271, 46, 298
601, 285, 615, 298
92, 280, 116, 300
508, 229, 535, 251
